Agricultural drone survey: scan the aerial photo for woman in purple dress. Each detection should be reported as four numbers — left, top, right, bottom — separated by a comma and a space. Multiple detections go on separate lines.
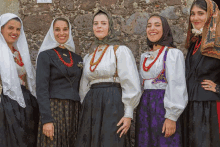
135, 14, 188, 147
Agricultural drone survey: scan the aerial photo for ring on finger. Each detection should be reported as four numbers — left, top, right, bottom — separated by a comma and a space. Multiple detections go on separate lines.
210, 85, 212, 88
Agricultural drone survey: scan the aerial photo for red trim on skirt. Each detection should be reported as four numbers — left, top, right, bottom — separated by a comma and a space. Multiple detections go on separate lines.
217, 101, 220, 134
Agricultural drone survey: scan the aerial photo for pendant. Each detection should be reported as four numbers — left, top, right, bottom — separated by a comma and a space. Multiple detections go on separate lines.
146, 53, 154, 59
150, 55, 154, 60
63, 53, 67, 56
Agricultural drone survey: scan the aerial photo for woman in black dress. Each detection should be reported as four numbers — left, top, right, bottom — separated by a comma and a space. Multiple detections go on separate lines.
75, 9, 141, 147
0, 13, 39, 147
36, 18, 82, 147
181, 0, 220, 146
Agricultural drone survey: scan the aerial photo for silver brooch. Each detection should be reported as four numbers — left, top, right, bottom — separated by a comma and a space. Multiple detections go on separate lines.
77, 61, 84, 69
146, 53, 154, 59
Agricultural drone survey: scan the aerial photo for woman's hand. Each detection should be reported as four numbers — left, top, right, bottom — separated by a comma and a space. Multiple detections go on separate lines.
201, 79, 217, 92
162, 119, 176, 138
43, 122, 54, 140
116, 117, 131, 138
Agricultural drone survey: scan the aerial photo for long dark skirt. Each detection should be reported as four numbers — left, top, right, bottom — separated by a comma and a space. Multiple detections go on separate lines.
181, 101, 220, 147
0, 85, 39, 147
135, 89, 181, 147
37, 98, 80, 147
75, 82, 130, 147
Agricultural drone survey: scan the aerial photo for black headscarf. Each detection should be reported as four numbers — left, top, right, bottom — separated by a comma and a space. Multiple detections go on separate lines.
147, 14, 176, 49
92, 9, 122, 46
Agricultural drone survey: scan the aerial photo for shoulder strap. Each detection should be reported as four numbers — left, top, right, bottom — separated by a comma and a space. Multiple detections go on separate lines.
113, 45, 119, 79
163, 47, 171, 81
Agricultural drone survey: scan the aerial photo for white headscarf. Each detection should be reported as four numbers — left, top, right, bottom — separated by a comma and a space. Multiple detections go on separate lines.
0, 13, 36, 108
37, 18, 75, 61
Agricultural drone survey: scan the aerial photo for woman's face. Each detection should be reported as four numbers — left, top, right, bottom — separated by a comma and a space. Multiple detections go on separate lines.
53, 20, 69, 44
1, 19, 21, 46
146, 16, 163, 43
190, 5, 207, 30
93, 14, 109, 40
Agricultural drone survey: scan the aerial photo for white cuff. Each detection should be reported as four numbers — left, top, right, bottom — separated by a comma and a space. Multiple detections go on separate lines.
165, 112, 178, 121
124, 105, 134, 119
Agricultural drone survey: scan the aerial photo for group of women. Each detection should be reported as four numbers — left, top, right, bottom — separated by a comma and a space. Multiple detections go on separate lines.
0, 0, 219, 146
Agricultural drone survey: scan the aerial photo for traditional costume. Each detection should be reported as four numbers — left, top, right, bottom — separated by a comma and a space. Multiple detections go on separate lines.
36, 19, 82, 147
135, 15, 188, 147
182, 0, 220, 146
0, 13, 39, 147
75, 10, 141, 147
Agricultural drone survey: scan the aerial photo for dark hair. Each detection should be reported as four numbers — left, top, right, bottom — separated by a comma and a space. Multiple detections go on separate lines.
93, 10, 109, 23
53, 18, 69, 28
191, 0, 207, 12
2, 17, 21, 28
11, 17, 21, 23
147, 14, 161, 23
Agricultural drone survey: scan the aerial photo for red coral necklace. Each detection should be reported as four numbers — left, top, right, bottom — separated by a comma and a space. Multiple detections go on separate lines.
143, 46, 165, 72
192, 40, 201, 55
12, 47, 24, 67
53, 49, 73, 67
90, 45, 109, 72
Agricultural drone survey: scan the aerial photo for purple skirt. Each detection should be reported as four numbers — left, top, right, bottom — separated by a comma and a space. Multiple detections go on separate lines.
135, 89, 181, 147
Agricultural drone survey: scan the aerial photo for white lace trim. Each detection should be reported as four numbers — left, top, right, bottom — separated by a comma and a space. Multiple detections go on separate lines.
192, 24, 203, 36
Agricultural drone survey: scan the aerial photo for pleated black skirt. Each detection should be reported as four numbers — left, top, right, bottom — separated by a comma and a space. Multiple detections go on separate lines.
181, 101, 220, 147
75, 82, 130, 147
0, 85, 39, 147
37, 98, 81, 147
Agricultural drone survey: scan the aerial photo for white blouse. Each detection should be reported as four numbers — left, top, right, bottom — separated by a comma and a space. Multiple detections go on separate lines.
140, 46, 188, 121
79, 45, 141, 119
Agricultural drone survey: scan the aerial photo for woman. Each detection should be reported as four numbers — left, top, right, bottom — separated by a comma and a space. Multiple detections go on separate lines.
75, 10, 141, 147
182, 0, 220, 146
135, 14, 188, 147
36, 18, 82, 147
0, 13, 39, 147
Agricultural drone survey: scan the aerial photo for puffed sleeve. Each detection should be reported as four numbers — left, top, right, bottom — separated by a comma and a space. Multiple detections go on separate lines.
79, 54, 90, 103
116, 46, 141, 119
36, 51, 54, 125
164, 49, 188, 121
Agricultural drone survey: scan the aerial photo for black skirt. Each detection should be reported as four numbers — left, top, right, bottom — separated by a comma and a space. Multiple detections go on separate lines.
181, 101, 220, 147
0, 85, 39, 147
37, 98, 81, 147
75, 82, 130, 147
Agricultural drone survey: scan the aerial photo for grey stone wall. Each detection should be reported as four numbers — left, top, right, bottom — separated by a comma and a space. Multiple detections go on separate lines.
0, 0, 20, 16
17, 0, 194, 66
3, 0, 195, 146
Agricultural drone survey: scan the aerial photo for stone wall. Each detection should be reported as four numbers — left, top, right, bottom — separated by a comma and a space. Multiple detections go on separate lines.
17, 0, 195, 66
3, 0, 196, 146
0, 0, 20, 16
18, 1, 195, 146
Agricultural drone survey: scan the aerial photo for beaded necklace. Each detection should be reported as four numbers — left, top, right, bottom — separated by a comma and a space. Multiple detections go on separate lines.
53, 49, 74, 67
90, 45, 109, 72
143, 46, 165, 72
192, 40, 202, 55
12, 47, 24, 67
